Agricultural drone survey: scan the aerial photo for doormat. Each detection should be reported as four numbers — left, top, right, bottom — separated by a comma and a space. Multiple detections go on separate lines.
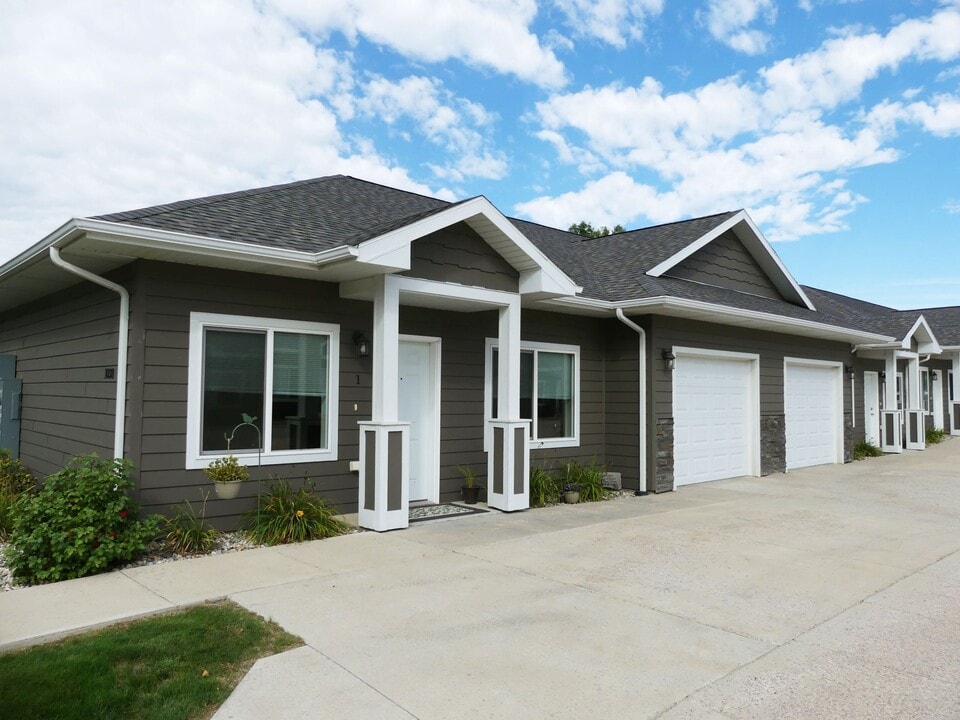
409, 503, 489, 523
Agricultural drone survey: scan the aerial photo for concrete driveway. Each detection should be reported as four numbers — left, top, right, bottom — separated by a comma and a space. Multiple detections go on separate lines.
211, 440, 960, 719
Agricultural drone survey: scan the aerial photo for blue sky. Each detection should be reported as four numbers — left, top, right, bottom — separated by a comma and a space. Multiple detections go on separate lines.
1, 0, 958, 309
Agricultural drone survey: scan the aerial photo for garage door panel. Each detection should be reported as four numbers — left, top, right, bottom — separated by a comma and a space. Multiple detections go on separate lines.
674, 355, 755, 486
785, 363, 840, 470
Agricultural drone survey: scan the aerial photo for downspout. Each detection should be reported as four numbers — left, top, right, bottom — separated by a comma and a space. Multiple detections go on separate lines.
48, 247, 128, 459
615, 308, 648, 495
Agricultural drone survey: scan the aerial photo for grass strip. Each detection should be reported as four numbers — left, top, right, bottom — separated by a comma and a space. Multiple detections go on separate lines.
0, 600, 302, 720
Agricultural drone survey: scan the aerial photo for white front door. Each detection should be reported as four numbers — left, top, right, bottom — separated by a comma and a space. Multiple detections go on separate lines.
863, 371, 881, 446
398, 337, 440, 503
932, 369, 945, 430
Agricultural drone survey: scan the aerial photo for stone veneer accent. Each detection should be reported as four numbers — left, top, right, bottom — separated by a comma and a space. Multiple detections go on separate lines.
843, 414, 854, 463
654, 417, 674, 493
760, 414, 786, 475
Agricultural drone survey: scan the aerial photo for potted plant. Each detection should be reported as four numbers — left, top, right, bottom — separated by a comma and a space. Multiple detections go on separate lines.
204, 455, 249, 500
563, 483, 580, 504
457, 465, 481, 504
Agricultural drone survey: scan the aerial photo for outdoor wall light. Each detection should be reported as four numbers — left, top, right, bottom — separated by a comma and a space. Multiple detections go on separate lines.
844, 365, 855, 377
353, 331, 370, 359
662, 349, 676, 371
879, 371, 886, 380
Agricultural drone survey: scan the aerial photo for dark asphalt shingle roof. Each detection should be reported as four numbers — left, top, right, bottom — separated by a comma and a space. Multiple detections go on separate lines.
88, 175, 953, 342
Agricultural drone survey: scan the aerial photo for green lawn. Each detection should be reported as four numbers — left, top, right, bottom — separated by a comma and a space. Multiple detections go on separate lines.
0, 601, 302, 720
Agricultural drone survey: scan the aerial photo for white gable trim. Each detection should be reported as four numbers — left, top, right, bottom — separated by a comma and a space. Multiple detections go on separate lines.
645, 210, 815, 311
903, 315, 941, 353
355, 196, 581, 297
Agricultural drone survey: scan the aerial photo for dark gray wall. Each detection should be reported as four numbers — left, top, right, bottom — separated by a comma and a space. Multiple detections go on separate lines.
665, 230, 782, 300
132, 261, 373, 525
0, 273, 129, 476
404, 222, 519, 293
649, 316, 854, 488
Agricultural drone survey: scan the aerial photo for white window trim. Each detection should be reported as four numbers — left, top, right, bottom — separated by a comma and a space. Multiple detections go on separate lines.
920, 367, 931, 413
186, 312, 340, 469
484, 338, 580, 450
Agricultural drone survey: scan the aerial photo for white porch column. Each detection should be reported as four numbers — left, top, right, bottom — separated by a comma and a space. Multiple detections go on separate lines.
881, 352, 902, 453
358, 276, 409, 531
951, 352, 960, 436
905, 355, 925, 450
487, 297, 529, 512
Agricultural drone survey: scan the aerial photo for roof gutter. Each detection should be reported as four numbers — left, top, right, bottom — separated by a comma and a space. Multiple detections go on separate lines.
48, 247, 128, 460
615, 308, 648, 495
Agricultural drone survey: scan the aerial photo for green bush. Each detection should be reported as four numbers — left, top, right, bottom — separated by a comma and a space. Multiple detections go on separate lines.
165, 497, 218, 555
853, 440, 884, 460
561, 459, 608, 502
245, 478, 348, 545
0, 451, 35, 540
530, 465, 560, 507
0, 449, 35, 496
926, 428, 945, 445
5, 455, 160, 585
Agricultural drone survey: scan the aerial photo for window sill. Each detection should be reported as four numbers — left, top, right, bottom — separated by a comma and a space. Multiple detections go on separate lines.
186, 448, 338, 470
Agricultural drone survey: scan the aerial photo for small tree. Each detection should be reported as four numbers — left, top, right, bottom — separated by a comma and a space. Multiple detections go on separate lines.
568, 220, 626, 238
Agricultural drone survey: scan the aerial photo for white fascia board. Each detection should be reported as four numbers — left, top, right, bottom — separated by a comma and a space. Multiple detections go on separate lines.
548, 294, 892, 344
645, 211, 815, 311
76, 219, 354, 270
0, 218, 85, 281
355, 197, 580, 297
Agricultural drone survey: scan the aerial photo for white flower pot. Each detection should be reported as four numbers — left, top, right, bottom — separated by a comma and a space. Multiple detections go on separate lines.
214, 480, 242, 500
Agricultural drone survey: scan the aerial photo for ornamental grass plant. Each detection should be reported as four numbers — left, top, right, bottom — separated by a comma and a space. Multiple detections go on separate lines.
244, 478, 348, 545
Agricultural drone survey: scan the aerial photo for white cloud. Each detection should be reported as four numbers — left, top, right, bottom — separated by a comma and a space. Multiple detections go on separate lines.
524, 5, 960, 240
355, 75, 507, 181
0, 1, 457, 257
271, 0, 567, 88
552, 0, 664, 48
699, 0, 778, 55
945, 199, 960, 214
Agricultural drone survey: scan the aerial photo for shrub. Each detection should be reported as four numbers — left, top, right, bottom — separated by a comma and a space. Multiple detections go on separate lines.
530, 465, 560, 507
165, 497, 218, 555
5, 455, 161, 584
926, 428, 945, 445
0, 449, 35, 496
0, 451, 35, 541
853, 441, 884, 460
561, 459, 608, 502
245, 478, 348, 545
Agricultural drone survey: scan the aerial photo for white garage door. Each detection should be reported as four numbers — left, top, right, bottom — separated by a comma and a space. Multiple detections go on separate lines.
785, 362, 841, 470
674, 354, 755, 486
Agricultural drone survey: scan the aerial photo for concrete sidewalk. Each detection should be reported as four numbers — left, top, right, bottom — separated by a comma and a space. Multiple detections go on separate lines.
3, 440, 960, 719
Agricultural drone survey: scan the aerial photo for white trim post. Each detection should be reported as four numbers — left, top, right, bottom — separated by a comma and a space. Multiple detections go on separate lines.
487, 297, 529, 511
952, 353, 960, 436
359, 275, 409, 531
905, 355, 925, 450
881, 352, 902, 453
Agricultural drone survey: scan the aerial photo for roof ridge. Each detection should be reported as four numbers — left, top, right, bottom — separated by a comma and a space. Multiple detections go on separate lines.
575, 209, 740, 244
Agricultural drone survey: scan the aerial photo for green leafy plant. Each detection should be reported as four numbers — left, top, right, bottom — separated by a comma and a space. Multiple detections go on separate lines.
530, 465, 560, 507
5, 454, 161, 585
0, 450, 35, 541
245, 478, 348, 545
853, 440, 884, 460
926, 428, 945, 445
456, 464, 477, 489
561, 459, 608, 502
0, 449, 35, 496
165, 497, 218, 555
203, 455, 249, 484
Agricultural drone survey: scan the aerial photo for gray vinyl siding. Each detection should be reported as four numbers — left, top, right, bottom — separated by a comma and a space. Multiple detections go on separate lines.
0, 279, 126, 476
649, 315, 853, 485
600, 317, 645, 491
133, 261, 373, 524
404, 222, 519, 292
665, 230, 783, 300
